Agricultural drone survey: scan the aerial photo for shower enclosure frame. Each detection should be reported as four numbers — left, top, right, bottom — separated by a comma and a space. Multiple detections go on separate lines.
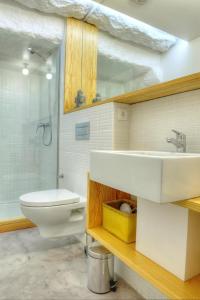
0, 47, 61, 234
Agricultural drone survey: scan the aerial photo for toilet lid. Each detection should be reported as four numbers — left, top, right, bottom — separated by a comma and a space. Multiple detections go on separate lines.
20, 189, 80, 207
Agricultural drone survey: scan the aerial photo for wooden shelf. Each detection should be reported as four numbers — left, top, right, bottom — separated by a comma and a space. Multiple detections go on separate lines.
105, 72, 200, 105
87, 227, 200, 300
175, 197, 200, 213
65, 72, 200, 114
87, 177, 200, 299
0, 218, 35, 233
64, 97, 114, 114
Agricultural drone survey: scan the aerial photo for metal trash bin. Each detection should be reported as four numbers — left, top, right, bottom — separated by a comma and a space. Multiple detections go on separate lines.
87, 245, 115, 294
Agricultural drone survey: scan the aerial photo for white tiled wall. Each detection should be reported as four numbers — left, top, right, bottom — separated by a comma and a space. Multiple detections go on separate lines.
0, 66, 41, 211
59, 103, 114, 196
59, 98, 132, 197
0, 59, 59, 219
129, 89, 200, 152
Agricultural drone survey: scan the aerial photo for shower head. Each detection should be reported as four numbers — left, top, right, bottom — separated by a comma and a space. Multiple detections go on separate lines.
27, 47, 47, 62
27, 47, 35, 55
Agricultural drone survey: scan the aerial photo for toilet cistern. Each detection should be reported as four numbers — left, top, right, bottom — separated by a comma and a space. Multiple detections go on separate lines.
166, 129, 186, 152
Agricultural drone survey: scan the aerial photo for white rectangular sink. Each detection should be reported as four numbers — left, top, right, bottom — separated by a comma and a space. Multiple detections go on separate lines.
90, 150, 200, 203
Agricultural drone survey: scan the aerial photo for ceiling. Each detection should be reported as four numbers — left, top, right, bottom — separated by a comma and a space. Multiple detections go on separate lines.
94, 0, 200, 41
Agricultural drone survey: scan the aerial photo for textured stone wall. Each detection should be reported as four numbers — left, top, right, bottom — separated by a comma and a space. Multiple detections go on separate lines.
14, 0, 176, 52
0, 0, 64, 45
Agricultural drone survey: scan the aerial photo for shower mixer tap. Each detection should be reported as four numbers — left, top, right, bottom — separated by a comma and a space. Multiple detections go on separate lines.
36, 122, 50, 132
36, 121, 52, 146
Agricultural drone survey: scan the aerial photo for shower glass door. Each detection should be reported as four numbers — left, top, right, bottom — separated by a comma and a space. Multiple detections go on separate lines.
0, 48, 60, 220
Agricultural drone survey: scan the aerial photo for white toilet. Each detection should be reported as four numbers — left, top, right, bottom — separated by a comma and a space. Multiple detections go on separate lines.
20, 189, 86, 238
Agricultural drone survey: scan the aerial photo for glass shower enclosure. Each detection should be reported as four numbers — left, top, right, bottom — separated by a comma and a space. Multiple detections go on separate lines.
0, 45, 60, 221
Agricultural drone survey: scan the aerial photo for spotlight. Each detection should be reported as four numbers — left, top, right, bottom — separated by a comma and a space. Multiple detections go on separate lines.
22, 63, 29, 76
46, 72, 53, 80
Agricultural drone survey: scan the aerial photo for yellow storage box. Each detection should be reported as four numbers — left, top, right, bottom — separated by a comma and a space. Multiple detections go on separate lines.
103, 199, 137, 243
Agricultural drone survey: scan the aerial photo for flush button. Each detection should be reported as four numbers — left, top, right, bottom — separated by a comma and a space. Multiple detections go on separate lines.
75, 122, 90, 140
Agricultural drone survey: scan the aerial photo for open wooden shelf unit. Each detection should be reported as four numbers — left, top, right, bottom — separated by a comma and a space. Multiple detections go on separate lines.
87, 177, 200, 300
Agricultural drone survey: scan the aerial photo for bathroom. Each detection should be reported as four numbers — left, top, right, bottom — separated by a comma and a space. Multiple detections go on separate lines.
0, 0, 200, 299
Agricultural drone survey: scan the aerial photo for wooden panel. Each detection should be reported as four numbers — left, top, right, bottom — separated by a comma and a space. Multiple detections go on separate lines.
88, 227, 200, 300
64, 18, 83, 112
0, 218, 35, 233
87, 177, 131, 229
64, 18, 98, 113
174, 197, 200, 213
82, 22, 98, 105
65, 72, 200, 114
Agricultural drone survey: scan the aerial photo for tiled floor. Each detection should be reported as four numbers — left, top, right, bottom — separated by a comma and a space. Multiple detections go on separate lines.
0, 228, 143, 300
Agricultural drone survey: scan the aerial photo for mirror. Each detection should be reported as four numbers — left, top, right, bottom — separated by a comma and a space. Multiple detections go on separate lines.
96, 32, 161, 102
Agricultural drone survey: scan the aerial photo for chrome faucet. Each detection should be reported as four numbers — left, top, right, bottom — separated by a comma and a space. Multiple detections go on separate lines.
166, 129, 186, 152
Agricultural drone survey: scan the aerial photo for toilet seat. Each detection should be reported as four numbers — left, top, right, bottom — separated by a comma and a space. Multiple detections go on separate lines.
20, 189, 80, 207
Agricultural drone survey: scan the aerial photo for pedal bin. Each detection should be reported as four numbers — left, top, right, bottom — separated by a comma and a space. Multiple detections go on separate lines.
87, 245, 114, 294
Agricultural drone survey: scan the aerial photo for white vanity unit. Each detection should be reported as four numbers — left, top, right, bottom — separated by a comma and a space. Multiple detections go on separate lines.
90, 150, 200, 281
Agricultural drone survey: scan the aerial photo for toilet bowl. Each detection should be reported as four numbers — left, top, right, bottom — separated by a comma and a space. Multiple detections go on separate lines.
20, 189, 86, 238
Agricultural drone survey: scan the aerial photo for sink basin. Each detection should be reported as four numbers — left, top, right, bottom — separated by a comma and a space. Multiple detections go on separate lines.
90, 150, 200, 203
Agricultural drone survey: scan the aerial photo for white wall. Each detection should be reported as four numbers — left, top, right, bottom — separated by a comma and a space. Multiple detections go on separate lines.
129, 89, 200, 152
129, 34, 200, 152
59, 103, 114, 196
59, 101, 131, 197
161, 37, 200, 81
